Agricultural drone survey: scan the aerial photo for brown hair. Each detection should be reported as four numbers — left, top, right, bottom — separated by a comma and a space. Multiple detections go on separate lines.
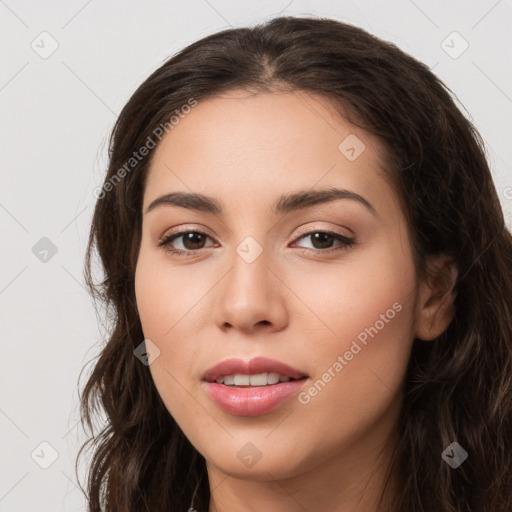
77, 15, 512, 511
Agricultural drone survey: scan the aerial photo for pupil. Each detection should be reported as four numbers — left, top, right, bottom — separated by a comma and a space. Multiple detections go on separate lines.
311, 232, 333, 249
184, 232, 205, 250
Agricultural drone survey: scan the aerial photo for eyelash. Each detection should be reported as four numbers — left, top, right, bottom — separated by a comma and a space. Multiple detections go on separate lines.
156, 227, 356, 256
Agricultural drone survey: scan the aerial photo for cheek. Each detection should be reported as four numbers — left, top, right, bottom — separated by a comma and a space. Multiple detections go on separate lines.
291, 238, 417, 433
135, 248, 204, 344
134, 250, 208, 421
290, 235, 416, 346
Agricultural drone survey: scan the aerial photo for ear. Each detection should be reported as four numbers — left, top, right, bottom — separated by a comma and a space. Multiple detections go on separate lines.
414, 254, 458, 341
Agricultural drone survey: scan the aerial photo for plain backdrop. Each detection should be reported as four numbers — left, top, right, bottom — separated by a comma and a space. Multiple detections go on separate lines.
1, 1, 511, 510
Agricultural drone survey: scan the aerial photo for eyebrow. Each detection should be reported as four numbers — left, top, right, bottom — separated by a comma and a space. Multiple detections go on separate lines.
145, 187, 378, 217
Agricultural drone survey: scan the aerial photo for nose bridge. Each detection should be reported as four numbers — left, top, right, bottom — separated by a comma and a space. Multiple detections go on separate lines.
214, 233, 288, 332
228, 234, 273, 302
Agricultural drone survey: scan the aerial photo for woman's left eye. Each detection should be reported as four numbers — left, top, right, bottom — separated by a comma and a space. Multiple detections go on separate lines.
292, 230, 356, 252
157, 229, 356, 256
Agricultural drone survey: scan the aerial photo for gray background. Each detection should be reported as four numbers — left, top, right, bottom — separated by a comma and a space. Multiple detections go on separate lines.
1, 1, 511, 510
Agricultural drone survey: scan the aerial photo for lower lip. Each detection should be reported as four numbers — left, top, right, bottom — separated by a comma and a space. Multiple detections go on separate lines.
202, 379, 308, 416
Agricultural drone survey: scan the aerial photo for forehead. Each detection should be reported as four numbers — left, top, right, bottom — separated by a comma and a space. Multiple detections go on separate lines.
143, 90, 396, 218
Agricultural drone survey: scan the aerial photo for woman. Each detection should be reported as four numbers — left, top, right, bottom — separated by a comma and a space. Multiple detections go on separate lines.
77, 15, 512, 512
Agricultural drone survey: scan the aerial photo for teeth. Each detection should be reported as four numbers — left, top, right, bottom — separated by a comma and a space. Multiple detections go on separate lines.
249, 373, 268, 386
223, 375, 234, 385
267, 372, 280, 385
234, 374, 250, 386
215, 372, 297, 386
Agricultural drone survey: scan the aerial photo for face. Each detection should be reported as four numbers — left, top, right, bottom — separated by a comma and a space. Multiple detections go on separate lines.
134, 90, 422, 483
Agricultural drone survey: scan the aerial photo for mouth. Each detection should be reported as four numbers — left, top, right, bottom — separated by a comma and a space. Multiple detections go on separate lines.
201, 357, 309, 416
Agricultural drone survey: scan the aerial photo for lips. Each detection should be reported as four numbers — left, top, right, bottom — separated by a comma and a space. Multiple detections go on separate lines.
200, 357, 309, 416
201, 356, 308, 383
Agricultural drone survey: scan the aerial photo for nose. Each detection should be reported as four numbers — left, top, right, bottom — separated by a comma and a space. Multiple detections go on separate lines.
213, 246, 289, 335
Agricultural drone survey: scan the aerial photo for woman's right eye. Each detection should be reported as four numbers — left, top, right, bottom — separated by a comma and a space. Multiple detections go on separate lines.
157, 230, 215, 255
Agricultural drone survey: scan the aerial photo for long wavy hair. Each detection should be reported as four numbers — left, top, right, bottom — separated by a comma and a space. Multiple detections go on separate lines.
76, 15, 512, 512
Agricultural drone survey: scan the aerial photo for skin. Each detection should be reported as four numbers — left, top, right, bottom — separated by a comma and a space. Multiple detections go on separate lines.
134, 89, 457, 512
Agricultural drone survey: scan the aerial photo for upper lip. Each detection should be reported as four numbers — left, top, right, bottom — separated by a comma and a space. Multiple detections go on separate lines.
202, 357, 308, 383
